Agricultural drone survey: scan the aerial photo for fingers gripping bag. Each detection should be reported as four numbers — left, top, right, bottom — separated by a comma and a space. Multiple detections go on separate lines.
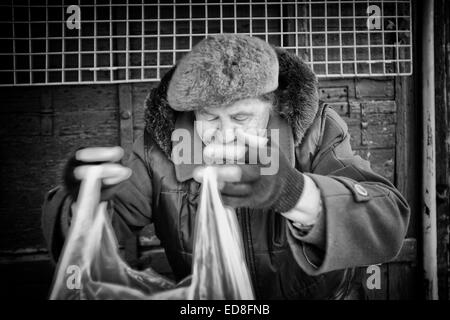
49, 166, 254, 300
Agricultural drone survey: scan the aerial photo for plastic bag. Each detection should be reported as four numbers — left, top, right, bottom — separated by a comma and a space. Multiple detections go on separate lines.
49, 166, 254, 300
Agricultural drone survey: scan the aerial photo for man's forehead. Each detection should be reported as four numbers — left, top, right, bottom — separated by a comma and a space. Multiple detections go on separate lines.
199, 98, 266, 115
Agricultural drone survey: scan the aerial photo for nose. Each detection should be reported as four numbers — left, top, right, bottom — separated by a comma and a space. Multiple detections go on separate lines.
216, 118, 237, 144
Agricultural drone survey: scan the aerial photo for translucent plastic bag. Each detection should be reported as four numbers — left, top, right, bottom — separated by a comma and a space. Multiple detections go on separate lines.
50, 166, 254, 300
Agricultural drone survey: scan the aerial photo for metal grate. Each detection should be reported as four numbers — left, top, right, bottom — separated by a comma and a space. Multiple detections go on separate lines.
0, 0, 413, 86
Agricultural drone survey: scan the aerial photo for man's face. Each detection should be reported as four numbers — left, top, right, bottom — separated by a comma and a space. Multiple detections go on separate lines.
194, 98, 271, 145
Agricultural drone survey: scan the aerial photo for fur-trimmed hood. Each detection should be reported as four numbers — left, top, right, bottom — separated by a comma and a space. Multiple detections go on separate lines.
144, 47, 319, 158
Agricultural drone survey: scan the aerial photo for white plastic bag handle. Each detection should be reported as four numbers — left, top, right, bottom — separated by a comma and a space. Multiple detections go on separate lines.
188, 166, 255, 300
50, 166, 105, 300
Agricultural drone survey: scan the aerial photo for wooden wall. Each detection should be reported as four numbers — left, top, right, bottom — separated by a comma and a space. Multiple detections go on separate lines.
435, 0, 450, 300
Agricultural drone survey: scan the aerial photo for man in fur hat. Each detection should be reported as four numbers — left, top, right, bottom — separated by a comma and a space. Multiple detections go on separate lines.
42, 34, 410, 299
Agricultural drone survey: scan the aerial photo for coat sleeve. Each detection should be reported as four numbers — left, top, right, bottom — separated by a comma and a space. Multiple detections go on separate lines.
286, 108, 410, 276
41, 135, 153, 262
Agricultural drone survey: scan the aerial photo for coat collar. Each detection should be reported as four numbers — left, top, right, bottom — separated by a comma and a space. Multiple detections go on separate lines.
173, 111, 295, 182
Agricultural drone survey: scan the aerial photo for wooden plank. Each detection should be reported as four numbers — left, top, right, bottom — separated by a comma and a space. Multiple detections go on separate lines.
0, 138, 118, 169
0, 207, 47, 251
52, 85, 118, 113
355, 238, 417, 299
40, 89, 54, 136
319, 86, 348, 102
395, 77, 419, 239
388, 262, 418, 299
354, 148, 395, 183
0, 250, 50, 264
118, 84, 134, 155
352, 239, 417, 300
349, 100, 397, 115
434, 0, 450, 300
0, 87, 42, 113
356, 78, 395, 99
1, 258, 54, 299
347, 124, 396, 150
118, 85, 138, 262
0, 90, 54, 137
56, 110, 118, 137
0, 113, 42, 136
346, 116, 396, 149
131, 83, 155, 135
326, 101, 350, 116
361, 264, 389, 300
319, 79, 357, 98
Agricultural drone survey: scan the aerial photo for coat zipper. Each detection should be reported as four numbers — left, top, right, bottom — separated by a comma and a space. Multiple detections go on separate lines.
237, 208, 259, 299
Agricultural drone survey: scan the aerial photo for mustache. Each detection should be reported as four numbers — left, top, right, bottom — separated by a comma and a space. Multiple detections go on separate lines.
203, 130, 268, 145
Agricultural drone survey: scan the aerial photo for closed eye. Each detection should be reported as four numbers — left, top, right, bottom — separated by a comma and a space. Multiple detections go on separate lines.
205, 115, 219, 121
199, 112, 218, 121
232, 114, 249, 121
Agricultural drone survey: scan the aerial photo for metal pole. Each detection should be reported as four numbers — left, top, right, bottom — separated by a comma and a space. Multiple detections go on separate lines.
422, 0, 438, 300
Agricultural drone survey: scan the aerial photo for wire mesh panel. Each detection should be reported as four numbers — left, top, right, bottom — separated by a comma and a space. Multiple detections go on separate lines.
0, 0, 412, 86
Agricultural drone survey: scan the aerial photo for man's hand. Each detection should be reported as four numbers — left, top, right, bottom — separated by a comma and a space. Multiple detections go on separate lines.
193, 130, 305, 213
63, 146, 132, 201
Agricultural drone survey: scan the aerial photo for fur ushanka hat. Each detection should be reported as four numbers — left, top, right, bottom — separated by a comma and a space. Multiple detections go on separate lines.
167, 34, 279, 111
